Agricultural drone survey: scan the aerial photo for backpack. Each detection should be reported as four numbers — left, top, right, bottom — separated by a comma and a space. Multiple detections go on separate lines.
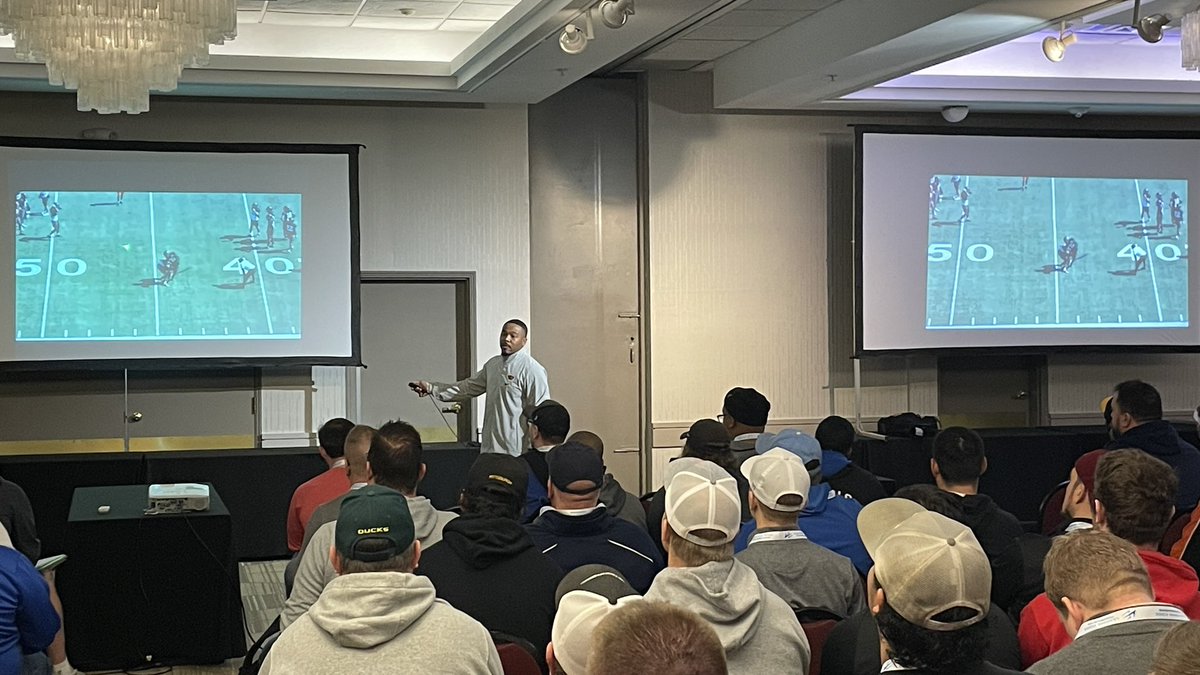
876, 412, 940, 438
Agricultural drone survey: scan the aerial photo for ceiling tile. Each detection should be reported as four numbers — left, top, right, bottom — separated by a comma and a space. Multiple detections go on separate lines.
467, 0, 521, 5
360, 0, 455, 17
439, 18, 492, 32
266, 0, 361, 14
687, 23, 780, 41
261, 12, 353, 26
353, 15, 444, 30
450, 3, 511, 21
738, 0, 839, 10
709, 9, 814, 28
647, 39, 750, 61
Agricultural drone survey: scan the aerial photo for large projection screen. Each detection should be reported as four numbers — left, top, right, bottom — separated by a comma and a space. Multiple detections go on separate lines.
857, 127, 1200, 354
1, 138, 360, 368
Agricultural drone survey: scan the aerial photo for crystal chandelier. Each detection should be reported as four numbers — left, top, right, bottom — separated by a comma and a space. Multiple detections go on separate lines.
0, 1, 238, 114
1184, 10, 1200, 71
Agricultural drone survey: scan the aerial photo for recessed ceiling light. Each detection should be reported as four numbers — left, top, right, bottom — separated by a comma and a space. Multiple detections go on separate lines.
397, 7, 415, 15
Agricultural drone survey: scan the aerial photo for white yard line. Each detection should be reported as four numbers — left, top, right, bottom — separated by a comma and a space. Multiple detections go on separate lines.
242, 194, 274, 334
1051, 178, 1060, 324
948, 176, 969, 325
1134, 180, 1165, 321
149, 193, 161, 336
38, 192, 58, 338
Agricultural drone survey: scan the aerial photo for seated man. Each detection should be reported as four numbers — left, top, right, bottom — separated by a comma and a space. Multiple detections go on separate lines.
857, 498, 1022, 674
1106, 380, 1200, 510
735, 449, 864, 618
645, 458, 809, 674
546, 565, 640, 675
814, 415, 887, 505
1028, 530, 1188, 675
590, 601, 727, 675
0, 523, 59, 675
1151, 621, 1200, 675
733, 429, 871, 575
521, 400, 570, 521
720, 387, 770, 464
419, 454, 564, 655
567, 431, 646, 530
262, 486, 502, 673
1056, 450, 1102, 536
300, 424, 376, 553
526, 442, 662, 593
286, 418, 354, 553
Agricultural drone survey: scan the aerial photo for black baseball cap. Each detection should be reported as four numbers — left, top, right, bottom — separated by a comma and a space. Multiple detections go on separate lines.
465, 453, 528, 500
548, 442, 604, 495
680, 419, 731, 453
529, 400, 571, 439
723, 387, 770, 427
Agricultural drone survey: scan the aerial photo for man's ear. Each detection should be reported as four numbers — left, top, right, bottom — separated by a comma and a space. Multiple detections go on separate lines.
930, 458, 940, 480
1094, 500, 1108, 530
365, 460, 376, 484
329, 546, 342, 575
980, 456, 989, 476
418, 463, 427, 484
871, 587, 885, 616
660, 517, 670, 553
410, 540, 422, 571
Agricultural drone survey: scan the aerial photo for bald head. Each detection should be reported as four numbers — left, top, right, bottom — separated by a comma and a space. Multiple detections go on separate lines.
568, 430, 605, 460
344, 425, 376, 483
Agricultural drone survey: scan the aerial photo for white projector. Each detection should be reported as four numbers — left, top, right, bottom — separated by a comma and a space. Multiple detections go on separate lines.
147, 483, 210, 513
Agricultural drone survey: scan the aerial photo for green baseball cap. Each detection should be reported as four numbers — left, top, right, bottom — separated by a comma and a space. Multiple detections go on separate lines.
335, 485, 415, 562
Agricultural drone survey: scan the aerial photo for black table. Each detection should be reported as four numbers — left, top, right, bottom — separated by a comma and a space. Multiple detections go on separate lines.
59, 484, 245, 670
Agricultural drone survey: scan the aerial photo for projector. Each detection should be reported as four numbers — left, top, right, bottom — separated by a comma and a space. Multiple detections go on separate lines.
147, 483, 210, 514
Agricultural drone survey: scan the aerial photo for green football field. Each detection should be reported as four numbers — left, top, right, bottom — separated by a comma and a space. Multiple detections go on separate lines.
14, 191, 302, 341
926, 176, 1188, 329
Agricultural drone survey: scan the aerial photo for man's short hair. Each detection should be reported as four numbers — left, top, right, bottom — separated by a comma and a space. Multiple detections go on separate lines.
1114, 380, 1163, 422
1043, 530, 1151, 615
567, 431, 604, 460
932, 427, 986, 485
664, 524, 733, 567
504, 319, 528, 336
344, 425, 376, 474
317, 418, 354, 459
370, 420, 424, 494
875, 598, 988, 671
589, 601, 728, 675
460, 484, 522, 521
339, 539, 417, 575
815, 415, 856, 456
1095, 448, 1178, 546
1152, 621, 1200, 675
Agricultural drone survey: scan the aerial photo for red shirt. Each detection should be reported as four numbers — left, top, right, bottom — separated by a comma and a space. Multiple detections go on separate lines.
1019, 548, 1200, 668
286, 462, 350, 552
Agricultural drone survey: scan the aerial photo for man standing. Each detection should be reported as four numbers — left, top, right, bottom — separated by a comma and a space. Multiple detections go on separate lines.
410, 320, 549, 456
262, 486, 502, 674
1106, 380, 1200, 510
720, 387, 770, 464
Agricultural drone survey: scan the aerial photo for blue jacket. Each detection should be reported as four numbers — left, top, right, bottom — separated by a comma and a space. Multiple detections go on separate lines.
0, 547, 59, 674
526, 506, 663, 593
734, 484, 872, 575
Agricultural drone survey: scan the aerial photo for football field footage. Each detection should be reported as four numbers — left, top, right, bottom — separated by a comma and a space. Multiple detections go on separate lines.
925, 176, 1188, 330
14, 191, 302, 342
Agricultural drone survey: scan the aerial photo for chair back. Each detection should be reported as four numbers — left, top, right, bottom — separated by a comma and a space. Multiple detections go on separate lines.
1039, 480, 1069, 536
491, 631, 543, 675
799, 618, 839, 675
1161, 509, 1194, 556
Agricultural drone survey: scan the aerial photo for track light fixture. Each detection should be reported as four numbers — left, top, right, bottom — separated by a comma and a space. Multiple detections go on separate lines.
559, 14, 594, 55
598, 0, 635, 29
1131, 0, 1170, 43
1042, 22, 1077, 62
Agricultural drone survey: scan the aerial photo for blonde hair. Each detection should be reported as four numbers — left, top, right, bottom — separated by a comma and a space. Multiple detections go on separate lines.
755, 493, 804, 525
1043, 530, 1151, 614
665, 525, 733, 567
1152, 621, 1200, 675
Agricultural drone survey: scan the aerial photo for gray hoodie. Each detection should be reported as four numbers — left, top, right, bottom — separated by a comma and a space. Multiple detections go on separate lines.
645, 558, 810, 675
281, 496, 457, 628
262, 572, 502, 674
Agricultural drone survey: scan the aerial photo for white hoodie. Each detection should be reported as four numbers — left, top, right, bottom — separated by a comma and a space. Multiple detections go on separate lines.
646, 558, 810, 674
262, 571, 502, 674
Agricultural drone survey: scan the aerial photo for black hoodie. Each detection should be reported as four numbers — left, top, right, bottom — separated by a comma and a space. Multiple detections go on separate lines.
1107, 420, 1200, 510
418, 515, 563, 654
957, 493, 1025, 612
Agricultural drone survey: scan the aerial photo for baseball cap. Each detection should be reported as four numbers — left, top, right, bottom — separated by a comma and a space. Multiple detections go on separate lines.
723, 387, 770, 427
1073, 449, 1105, 498
857, 498, 991, 631
664, 457, 741, 546
680, 419, 731, 453
464, 453, 528, 500
548, 441, 604, 495
755, 428, 823, 477
530, 400, 570, 439
335, 485, 416, 563
742, 448, 810, 511
551, 565, 641, 675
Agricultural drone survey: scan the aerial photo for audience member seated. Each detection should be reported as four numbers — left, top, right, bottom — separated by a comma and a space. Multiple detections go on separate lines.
645, 419, 750, 558
735, 448, 865, 618
526, 442, 662, 592
819, 486, 1021, 675
1106, 379, 1200, 510
286, 417, 354, 553
521, 400, 570, 520
1171, 405, 1200, 559
645, 457, 810, 674
567, 431, 646, 530
1019, 449, 1200, 668
732, 429, 871, 575
300, 424, 377, 552
262, 486, 502, 674
1028, 530, 1189, 675
1054, 449, 1102, 536
282, 421, 457, 628
857, 498, 1022, 675
546, 565, 640, 675
930, 426, 1024, 611
815, 416, 887, 505
1150, 620, 1200, 675
419, 453, 563, 655
589, 600, 728, 675
0, 523, 59, 675
721, 387, 770, 464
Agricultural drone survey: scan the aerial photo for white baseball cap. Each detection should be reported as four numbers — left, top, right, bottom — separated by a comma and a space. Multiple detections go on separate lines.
664, 457, 741, 546
742, 448, 810, 512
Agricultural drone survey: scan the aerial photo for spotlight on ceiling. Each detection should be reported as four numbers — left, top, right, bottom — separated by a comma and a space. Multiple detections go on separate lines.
1042, 23, 1078, 62
941, 105, 969, 123
1131, 0, 1170, 44
598, 0, 634, 29
559, 15, 593, 54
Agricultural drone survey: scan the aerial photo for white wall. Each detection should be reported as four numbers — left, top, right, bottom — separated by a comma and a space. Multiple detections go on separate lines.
0, 92, 530, 442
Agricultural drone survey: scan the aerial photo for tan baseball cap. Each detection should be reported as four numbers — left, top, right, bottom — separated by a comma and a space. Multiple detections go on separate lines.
857, 498, 991, 631
664, 457, 741, 546
742, 448, 810, 512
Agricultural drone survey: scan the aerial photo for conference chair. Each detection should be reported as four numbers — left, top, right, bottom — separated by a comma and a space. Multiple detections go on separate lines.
795, 607, 844, 675
1161, 509, 1194, 556
490, 631, 543, 675
1038, 480, 1069, 536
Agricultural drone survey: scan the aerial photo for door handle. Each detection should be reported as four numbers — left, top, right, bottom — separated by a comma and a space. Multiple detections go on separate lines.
1013, 391, 1029, 400
629, 336, 636, 364
617, 312, 640, 320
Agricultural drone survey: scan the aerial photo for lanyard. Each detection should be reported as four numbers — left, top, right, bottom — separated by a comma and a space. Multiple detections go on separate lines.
749, 529, 808, 545
880, 659, 915, 672
1075, 604, 1188, 639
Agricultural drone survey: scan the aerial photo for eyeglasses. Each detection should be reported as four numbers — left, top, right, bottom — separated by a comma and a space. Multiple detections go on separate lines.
717, 414, 724, 422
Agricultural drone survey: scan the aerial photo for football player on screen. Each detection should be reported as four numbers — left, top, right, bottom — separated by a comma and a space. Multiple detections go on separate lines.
48, 202, 61, 237
249, 202, 261, 239
1057, 236, 1078, 273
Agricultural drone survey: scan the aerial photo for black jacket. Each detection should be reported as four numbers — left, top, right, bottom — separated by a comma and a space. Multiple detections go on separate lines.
418, 515, 563, 654
957, 493, 1025, 612
1107, 420, 1200, 510
527, 507, 662, 593
822, 451, 888, 505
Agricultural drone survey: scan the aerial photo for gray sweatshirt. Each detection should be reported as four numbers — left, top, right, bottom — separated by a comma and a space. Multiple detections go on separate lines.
262, 572, 502, 674
1026, 615, 1186, 675
734, 528, 865, 618
645, 558, 810, 674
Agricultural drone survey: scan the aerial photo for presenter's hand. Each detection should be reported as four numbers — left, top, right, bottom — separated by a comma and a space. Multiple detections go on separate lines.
409, 381, 432, 397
